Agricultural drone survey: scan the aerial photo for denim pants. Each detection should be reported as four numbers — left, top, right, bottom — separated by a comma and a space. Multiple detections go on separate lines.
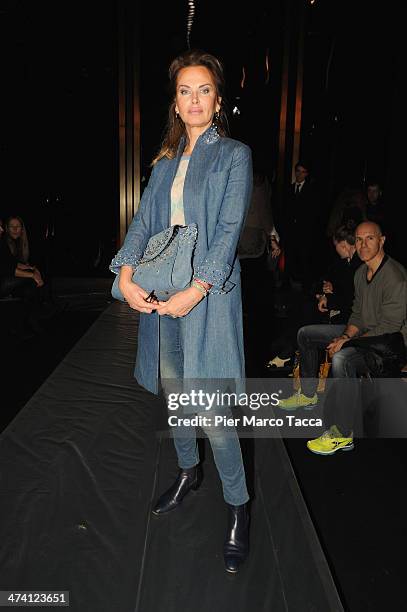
298, 324, 369, 436
159, 315, 249, 506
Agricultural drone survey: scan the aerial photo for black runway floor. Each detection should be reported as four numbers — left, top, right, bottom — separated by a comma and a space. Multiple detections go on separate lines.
0, 277, 405, 611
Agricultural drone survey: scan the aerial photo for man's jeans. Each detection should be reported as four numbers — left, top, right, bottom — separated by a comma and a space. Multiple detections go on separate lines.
298, 325, 369, 436
159, 315, 249, 506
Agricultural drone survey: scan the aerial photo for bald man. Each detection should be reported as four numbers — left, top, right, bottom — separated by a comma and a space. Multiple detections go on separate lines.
279, 221, 407, 454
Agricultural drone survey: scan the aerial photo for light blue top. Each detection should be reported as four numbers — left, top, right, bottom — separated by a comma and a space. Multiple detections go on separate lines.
170, 155, 190, 226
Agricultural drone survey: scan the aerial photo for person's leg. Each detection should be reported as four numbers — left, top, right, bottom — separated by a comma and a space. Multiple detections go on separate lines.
158, 318, 249, 572
0, 276, 35, 297
159, 315, 199, 469
280, 324, 346, 409
270, 295, 329, 362
328, 347, 368, 436
307, 347, 368, 455
153, 316, 201, 515
298, 324, 345, 397
199, 404, 249, 573
200, 406, 249, 506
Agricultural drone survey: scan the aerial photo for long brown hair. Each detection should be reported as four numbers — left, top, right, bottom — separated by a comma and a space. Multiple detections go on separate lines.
6, 215, 30, 263
152, 49, 228, 165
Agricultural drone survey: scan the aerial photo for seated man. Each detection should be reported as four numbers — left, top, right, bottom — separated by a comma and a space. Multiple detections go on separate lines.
267, 224, 361, 368
279, 221, 407, 454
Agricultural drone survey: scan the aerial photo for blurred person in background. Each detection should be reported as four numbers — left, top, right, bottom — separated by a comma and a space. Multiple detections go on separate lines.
5, 216, 41, 272
238, 156, 280, 304
1, 215, 60, 336
326, 187, 367, 240
366, 181, 385, 227
282, 160, 320, 292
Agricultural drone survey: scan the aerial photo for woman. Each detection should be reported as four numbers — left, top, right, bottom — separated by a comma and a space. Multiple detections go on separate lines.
4, 216, 44, 280
1, 216, 44, 291
110, 50, 252, 574
5, 216, 30, 263
0, 216, 52, 335
3, 216, 45, 289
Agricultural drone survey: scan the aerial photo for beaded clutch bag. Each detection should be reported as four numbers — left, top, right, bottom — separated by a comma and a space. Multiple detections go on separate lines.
111, 224, 198, 302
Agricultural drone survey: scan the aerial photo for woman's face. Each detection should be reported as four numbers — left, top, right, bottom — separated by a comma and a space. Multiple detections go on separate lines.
175, 65, 221, 135
7, 218, 23, 240
334, 239, 350, 259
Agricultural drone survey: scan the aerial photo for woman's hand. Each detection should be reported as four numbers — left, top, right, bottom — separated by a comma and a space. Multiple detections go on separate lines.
156, 287, 204, 318
32, 269, 44, 287
119, 278, 159, 313
118, 266, 158, 313
270, 237, 281, 258
17, 263, 34, 271
322, 280, 333, 294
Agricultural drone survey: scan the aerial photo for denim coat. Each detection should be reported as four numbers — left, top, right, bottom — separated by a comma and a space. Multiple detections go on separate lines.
110, 126, 253, 394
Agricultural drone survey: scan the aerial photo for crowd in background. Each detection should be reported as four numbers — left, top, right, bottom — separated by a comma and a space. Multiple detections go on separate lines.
238, 155, 398, 362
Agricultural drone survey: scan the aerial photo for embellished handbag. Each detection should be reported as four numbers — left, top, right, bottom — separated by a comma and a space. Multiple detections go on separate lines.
111, 223, 198, 302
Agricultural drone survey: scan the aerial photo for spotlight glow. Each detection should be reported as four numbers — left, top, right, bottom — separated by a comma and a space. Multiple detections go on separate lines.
265, 49, 270, 84
186, 0, 196, 48
240, 66, 246, 89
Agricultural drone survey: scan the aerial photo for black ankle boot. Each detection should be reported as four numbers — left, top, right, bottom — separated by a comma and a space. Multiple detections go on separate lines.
152, 465, 202, 515
223, 502, 249, 573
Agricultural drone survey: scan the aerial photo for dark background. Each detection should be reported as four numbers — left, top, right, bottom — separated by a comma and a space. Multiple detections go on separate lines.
0, 4, 405, 610
0, 0, 404, 272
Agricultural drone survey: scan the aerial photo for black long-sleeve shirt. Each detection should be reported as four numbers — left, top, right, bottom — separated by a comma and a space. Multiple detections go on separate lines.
0, 238, 18, 278
324, 253, 363, 322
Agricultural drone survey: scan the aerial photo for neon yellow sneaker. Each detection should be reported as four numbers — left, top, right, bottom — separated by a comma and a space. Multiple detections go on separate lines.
307, 425, 354, 455
278, 390, 318, 410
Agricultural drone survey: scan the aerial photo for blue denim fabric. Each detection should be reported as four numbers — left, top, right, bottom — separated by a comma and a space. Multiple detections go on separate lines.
159, 315, 249, 506
110, 130, 252, 395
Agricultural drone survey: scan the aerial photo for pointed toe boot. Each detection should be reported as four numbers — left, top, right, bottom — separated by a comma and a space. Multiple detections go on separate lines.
223, 502, 249, 573
152, 465, 202, 516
